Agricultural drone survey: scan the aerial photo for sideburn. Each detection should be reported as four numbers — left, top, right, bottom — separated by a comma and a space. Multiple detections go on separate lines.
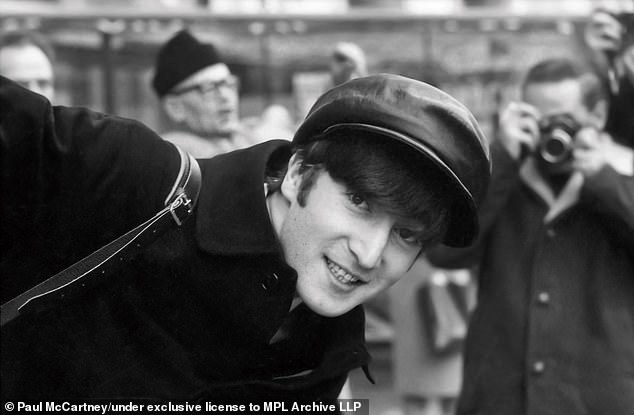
296, 166, 323, 207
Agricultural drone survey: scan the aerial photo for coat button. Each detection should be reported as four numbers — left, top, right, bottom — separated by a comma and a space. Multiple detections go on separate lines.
546, 228, 556, 238
260, 273, 280, 291
536, 292, 550, 305
531, 360, 546, 375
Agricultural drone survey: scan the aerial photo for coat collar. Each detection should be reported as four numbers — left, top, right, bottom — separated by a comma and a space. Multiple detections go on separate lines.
519, 157, 584, 223
195, 140, 292, 255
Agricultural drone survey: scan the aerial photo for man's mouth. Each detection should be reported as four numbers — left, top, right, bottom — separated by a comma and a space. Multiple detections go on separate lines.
215, 107, 235, 118
326, 257, 365, 286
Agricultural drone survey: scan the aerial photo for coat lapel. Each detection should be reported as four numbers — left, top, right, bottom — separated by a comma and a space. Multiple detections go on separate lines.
194, 140, 291, 256
519, 158, 584, 224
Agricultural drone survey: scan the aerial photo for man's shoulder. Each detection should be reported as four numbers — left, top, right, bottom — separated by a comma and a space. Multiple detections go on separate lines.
161, 130, 219, 158
199, 139, 292, 167
162, 130, 202, 141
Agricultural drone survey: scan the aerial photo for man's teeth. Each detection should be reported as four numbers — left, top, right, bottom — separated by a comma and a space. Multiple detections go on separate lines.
327, 259, 360, 284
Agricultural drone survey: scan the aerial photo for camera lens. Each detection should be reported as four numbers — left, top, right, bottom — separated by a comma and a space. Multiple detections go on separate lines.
539, 128, 572, 164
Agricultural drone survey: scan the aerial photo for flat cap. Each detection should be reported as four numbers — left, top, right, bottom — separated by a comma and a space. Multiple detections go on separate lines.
292, 73, 491, 247
152, 30, 223, 97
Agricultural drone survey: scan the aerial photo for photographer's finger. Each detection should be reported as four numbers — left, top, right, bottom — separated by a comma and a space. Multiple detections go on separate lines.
592, 8, 622, 28
498, 128, 531, 161
574, 127, 601, 149
572, 150, 602, 177
518, 118, 539, 147
512, 102, 541, 120
623, 46, 634, 75
586, 12, 623, 50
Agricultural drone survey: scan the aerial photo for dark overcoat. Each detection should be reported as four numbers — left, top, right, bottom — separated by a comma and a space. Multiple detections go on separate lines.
0, 77, 370, 401
429, 141, 634, 415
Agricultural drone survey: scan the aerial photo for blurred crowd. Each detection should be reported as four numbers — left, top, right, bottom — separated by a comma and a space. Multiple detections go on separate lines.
1, 2, 633, 415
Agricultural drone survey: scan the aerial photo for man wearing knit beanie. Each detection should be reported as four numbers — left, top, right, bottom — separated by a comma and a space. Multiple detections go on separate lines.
152, 30, 253, 158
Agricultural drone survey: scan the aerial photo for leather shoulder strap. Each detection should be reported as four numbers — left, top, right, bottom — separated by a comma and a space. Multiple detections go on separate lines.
1, 147, 201, 326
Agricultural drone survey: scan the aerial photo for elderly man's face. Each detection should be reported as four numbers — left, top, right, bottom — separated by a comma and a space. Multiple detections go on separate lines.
167, 63, 239, 137
0, 44, 54, 102
275, 158, 424, 317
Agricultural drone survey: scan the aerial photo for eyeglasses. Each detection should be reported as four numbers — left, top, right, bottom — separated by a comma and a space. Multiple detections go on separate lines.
170, 75, 238, 97
333, 52, 352, 63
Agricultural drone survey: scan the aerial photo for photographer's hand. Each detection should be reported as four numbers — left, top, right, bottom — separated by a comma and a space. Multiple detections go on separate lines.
498, 101, 540, 161
622, 45, 634, 85
573, 128, 634, 177
585, 9, 624, 55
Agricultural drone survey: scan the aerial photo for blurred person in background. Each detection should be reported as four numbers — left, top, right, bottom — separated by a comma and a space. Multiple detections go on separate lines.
428, 57, 634, 415
584, 4, 634, 144
245, 103, 295, 142
152, 29, 254, 158
330, 41, 368, 87
390, 264, 475, 415
0, 29, 55, 102
292, 41, 368, 122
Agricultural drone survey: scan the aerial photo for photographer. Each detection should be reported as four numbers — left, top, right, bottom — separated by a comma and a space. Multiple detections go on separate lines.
428, 58, 634, 415
584, 6, 634, 144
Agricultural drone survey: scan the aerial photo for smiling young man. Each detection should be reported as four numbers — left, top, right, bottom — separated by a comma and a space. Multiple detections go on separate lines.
269, 131, 455, 318
1, 73, 490, 402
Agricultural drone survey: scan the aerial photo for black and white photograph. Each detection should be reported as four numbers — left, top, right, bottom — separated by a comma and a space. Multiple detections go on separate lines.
1, 0, 633, 414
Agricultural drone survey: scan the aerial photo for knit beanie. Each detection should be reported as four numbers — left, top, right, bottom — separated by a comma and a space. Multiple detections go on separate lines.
152, 30, 222, 97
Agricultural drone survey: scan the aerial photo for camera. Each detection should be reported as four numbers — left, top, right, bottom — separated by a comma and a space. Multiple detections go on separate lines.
537, 114, 582, 165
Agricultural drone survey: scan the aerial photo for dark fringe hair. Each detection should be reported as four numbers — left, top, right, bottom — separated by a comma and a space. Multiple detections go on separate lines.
269, 129, 453, 246
521, 57, 607, 110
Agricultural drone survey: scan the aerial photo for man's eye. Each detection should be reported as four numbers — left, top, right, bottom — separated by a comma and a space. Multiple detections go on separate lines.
349, 193, 364, 205
346, 192, 369, 210
394, 228, 422, 246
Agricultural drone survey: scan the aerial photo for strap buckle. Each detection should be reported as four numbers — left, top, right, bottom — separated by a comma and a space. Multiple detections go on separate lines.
169, 192, 193, 226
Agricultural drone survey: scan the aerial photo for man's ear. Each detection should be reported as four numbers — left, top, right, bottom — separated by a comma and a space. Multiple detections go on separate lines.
280, 154, 302, 202
163, 96, 186, 123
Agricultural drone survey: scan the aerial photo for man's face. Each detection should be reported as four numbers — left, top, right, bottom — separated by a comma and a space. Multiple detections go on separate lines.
330, 53, 359, 86
167, 63, 239, 137
0, 44, 54, 101
277, 159, 424, 317
523, 79, 598, 176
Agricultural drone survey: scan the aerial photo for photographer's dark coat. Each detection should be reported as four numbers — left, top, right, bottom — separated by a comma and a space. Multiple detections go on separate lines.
429, 141, 634, 415
606, 75, 634, 147
0, 77, 369, 401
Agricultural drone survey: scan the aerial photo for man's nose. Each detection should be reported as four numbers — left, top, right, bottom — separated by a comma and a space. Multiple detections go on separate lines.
349, 221, 391, 270
217, 82, 237, 100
